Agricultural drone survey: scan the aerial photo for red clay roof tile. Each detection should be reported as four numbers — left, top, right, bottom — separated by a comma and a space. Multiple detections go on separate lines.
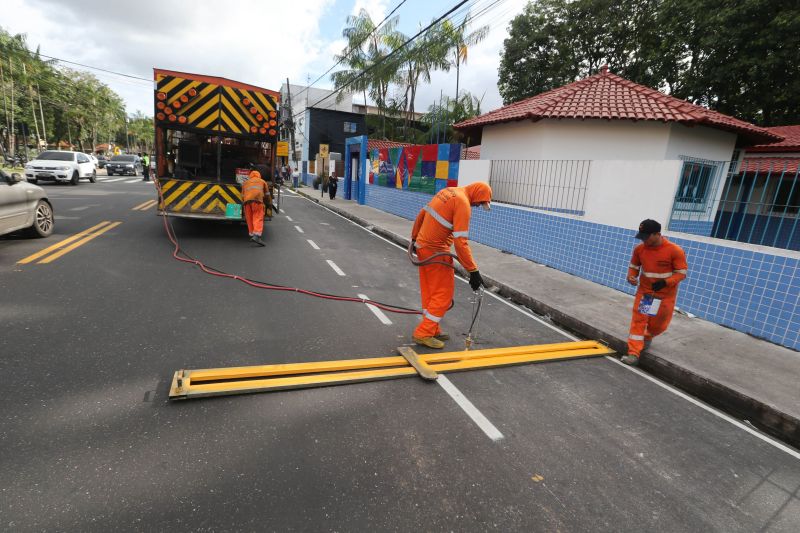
454, 69, 781, 144
747, 126, 800, 153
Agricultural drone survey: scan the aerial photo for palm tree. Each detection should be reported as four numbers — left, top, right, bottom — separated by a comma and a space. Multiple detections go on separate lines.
443, 12, 489, 98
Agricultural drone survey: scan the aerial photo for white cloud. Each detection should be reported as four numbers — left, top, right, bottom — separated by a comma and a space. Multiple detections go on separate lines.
5, 0, 335, 114
351, 0, 388, 19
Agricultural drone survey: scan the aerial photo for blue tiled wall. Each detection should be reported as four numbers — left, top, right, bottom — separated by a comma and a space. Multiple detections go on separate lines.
364, 184, 800, 350
669, 219, 714, 237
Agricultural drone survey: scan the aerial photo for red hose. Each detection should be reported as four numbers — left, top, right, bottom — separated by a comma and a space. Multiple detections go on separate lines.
154, 179, 422, 315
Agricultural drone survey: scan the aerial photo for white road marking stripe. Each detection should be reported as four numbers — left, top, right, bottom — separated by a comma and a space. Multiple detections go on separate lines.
124, 179, 139, 183
307, 239, 320, 250
437, 376, 504, 441
295, 225, 304, 233
286, 216, 293, 221
69, 206, 91, 211
357, 293, 392, 325
326, 260, 345, 276
105, 178, 126, 182
303, 195, 800, 457
606, 356, 800, 460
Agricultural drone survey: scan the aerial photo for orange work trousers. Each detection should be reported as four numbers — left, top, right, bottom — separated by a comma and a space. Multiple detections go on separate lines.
413, 247, 454, 339
627, 291, 676, 356
244, 202, 265, 236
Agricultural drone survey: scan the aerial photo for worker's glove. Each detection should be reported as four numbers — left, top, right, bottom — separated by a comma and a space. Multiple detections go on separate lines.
469, 270, 485, 291
651, 280, 667, 292
410, 240, 417, 255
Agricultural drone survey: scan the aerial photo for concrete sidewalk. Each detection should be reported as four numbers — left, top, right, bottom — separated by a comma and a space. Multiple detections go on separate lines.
294, 188, 800, 449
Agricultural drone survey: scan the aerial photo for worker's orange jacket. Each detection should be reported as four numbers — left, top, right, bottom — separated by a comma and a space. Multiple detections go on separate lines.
627, 237, 688, 298
411, 182, 492, 273
242, 175, 269, 204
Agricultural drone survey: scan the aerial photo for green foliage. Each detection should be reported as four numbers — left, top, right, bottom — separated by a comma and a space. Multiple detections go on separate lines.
422, 91, 484, 145
498, 0, 800, 126
0, 26, 149, 157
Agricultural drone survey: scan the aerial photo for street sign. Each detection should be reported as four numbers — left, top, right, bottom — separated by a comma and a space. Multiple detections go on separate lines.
277, 141, 289, 157
319, 144, 329, 158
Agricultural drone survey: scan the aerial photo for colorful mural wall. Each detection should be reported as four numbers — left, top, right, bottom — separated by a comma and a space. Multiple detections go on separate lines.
369, 143, 462, 193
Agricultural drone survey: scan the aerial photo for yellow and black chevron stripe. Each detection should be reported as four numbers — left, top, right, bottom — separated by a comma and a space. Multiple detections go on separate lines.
154, 74, 279, 140
158, 179, 243, 217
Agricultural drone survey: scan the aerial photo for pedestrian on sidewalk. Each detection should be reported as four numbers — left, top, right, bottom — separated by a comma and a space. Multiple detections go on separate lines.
410, 182, 492, 349
328, 170, 338, 200
242, 169, 269, 246
142, 153, 150, 181
621, 219, 688, 365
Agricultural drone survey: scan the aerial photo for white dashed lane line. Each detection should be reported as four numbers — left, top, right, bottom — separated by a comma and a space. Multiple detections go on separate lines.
357, 293, 392, 325
295, 226, 304, 234
326, 260, 345, 276
307, 239, 320, 250
124, 179, 139, 183
286, 216, 293, 222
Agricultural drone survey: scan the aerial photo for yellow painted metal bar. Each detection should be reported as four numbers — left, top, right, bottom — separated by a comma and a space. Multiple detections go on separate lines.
170, 341, 615, 400
173, 184, 207, 211
163, 181, 193, 207
158, 180, 178, 194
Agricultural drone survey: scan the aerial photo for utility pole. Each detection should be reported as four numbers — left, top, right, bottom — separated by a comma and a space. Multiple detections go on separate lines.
36, 81, 46, 148
285, 77, 297, 173
9, 59, 15, 157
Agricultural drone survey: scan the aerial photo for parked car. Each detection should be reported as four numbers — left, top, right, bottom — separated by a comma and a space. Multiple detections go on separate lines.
0, 169, 55, 238
24, 150, 97, 185
106, 155, 142, 176
96, 154, 108, 169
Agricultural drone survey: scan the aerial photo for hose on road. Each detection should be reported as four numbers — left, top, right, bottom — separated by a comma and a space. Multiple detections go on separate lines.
154, 180, 423, 316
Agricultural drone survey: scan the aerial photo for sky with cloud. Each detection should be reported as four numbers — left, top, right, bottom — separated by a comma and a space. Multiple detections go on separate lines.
2, 0, 525, 117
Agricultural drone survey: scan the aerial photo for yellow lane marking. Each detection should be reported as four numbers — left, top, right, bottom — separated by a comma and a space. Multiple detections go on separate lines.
38, 222, 122, 264
173, 183, 207, 211
17, 221, 111, 264
132, 199, 158, 211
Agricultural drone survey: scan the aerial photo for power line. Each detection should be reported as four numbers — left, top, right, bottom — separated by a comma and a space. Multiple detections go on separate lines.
35, 53, 151, 83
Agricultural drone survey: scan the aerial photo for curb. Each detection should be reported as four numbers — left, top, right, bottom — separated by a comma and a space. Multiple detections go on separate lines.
297, 191, 800, 449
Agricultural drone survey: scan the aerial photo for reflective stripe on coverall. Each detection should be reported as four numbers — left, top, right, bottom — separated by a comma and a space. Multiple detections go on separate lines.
411, 182, 492, 339
627, 237, 688, 356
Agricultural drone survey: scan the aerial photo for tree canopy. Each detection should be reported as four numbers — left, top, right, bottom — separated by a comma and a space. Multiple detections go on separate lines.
0, 27, 151, 158
498, 0, 800, 126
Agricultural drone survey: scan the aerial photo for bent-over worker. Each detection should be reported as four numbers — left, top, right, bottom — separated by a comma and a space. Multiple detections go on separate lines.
410, 182, 493, 349
622, 219, 688, 365
242, 170, 269, 246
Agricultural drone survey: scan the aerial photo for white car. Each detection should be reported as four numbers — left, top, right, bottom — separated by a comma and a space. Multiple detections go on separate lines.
24, 150, 97, 185
87, 154, 99, 168
0, 170, 54, 238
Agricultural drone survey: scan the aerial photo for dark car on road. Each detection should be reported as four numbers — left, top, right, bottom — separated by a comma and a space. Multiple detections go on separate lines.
97, 154, 108, 169
106, 155, 142, 176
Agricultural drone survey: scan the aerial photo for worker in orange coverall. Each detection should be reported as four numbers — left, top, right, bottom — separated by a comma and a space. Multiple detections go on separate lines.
242, 170, 270, 246
410, 182, 493, 349
621, 219, 688, 365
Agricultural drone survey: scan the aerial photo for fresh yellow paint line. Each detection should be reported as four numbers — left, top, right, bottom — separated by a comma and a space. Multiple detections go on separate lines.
17, 221, 111, 264
37, 222, 122, 264
132, 199, 158, 211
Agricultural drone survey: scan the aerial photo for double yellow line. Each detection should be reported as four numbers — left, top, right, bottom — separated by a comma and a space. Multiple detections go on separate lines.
17, 221, 122, 265
132, 199, 158, 211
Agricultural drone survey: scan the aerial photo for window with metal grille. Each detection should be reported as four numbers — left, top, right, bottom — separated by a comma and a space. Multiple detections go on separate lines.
677, 160, 716, 204
771, 178, 800, 214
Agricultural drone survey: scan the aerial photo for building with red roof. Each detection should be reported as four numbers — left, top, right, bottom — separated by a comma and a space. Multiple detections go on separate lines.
455, 66, 780, 163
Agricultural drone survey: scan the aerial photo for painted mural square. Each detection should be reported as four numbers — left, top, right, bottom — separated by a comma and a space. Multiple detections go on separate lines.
370, 143, 462, 194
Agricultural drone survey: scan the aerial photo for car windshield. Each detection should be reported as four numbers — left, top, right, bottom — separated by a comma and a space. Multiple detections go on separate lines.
111, 155, 135, 162
36, 151, 74, 161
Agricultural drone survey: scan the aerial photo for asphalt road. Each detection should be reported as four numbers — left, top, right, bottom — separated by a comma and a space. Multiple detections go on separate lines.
1, 173, 799, 531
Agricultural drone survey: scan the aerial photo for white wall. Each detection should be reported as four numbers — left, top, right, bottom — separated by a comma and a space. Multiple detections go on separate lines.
457, 160, 491, 186
480, 119, 671, 161
664, 123, 737, 162
582, 160, 683, 229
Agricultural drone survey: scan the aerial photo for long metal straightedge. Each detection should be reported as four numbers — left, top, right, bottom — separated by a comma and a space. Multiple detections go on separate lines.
168, 340, 615, 400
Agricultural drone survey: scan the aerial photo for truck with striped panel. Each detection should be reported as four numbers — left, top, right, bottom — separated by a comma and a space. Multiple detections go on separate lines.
153, 69, 281, 221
